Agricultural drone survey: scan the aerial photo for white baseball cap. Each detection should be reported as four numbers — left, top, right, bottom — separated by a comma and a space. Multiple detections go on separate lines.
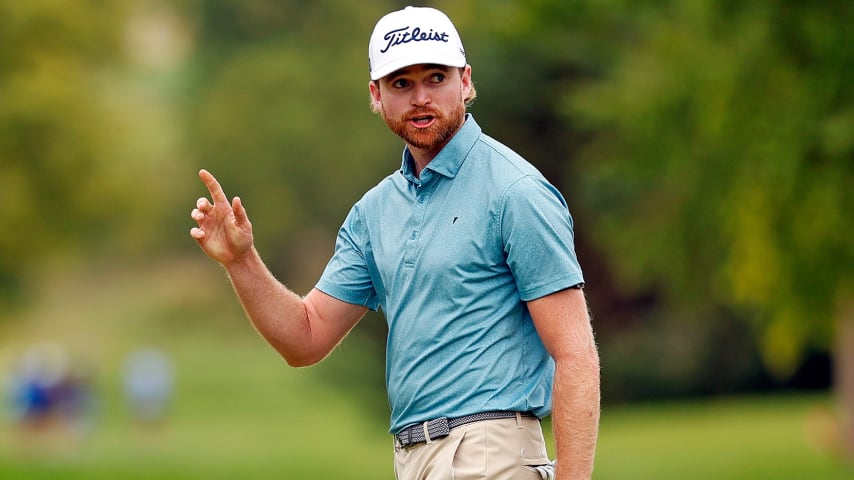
368, 6, 466, 81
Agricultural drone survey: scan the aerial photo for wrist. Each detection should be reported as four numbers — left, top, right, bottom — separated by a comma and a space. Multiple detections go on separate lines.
223, 244, 261, 274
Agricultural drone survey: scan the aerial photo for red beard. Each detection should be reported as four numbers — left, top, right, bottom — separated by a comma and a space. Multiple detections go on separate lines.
382, 101, 466, 150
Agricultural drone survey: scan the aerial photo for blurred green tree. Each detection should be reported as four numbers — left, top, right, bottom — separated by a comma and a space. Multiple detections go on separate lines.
0, 0, 197, 308
184, 0, 400, 281
0, 0, 128, 301
563, 0, 853, 457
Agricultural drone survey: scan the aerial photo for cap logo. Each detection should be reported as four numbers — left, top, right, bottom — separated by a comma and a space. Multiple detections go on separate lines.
380, 26, 450, 54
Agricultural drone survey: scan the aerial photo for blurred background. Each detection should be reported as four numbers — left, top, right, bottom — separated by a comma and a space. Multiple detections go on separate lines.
0, 0, 852, 478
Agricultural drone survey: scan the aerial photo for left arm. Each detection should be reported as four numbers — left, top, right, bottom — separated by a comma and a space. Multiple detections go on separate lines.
528, 287, 600, 480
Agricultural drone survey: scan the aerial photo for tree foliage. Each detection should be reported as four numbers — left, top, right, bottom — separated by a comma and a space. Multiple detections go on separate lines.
0, 0, 128, 296
566, 0, 853, 376
0, 0, 197, 303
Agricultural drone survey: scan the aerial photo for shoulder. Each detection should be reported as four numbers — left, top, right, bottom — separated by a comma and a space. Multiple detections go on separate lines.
466, 135, 571, 217
463, 133, 559, 203
355, 170, 406, 209
471, 134, 545, 182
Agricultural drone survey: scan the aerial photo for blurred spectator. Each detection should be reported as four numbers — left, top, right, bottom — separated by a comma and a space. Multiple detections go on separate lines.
123, 348, 174, 424
7, 342, 95, 434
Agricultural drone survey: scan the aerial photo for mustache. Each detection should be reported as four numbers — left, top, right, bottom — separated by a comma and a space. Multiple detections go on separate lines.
405, 108, 441, 120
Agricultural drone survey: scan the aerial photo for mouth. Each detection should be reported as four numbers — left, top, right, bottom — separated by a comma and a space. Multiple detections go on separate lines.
408, 114, 437, 128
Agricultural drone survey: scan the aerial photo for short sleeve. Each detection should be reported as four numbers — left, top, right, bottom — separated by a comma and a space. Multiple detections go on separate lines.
316, 205, 380, 311
500, 176, 585, 301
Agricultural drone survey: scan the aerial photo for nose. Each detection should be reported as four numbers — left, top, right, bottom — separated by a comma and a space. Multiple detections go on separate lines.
411, 84, 431, 106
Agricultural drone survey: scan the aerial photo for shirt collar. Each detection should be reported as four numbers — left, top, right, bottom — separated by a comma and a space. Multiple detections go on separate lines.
400, 114, 481, 183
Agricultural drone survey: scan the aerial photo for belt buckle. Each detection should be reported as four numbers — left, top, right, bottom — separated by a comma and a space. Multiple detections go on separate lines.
427, 417, 451, 440
396, 416, 452, 448
395, 429, 412, 448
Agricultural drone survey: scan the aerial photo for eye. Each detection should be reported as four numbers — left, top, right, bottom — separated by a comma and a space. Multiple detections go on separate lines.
430, 73, 446, 83
391, 78, 410, 88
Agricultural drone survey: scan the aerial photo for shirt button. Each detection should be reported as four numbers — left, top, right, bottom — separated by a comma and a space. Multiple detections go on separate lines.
411, 231, 417, 239
418, 197, 425, 204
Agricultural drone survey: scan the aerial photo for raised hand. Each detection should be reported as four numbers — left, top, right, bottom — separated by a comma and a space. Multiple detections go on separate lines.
190, 169, 254, 266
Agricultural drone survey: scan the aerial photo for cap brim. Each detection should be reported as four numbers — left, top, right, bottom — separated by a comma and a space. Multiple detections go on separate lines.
370, 54, 467, 80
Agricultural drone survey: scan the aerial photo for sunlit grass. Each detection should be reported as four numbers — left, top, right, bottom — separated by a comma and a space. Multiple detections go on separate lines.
592, 395, 852, 480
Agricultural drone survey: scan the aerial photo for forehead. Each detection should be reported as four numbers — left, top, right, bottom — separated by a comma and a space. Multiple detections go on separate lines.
384, 63, 452, 79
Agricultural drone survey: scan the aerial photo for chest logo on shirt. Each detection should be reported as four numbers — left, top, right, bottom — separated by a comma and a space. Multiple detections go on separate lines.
452, 216, 459, 224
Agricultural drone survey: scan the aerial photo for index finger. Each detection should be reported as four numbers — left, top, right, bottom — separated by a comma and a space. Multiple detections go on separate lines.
198, 169, 229, 205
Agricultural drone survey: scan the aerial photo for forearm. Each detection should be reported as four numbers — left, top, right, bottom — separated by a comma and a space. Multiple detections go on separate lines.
553, 348, 600, 480
223, 246, 316, 366
191, 170, 351, 365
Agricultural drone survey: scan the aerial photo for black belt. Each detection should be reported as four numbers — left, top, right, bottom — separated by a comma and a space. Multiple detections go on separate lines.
394, 411, 536, 448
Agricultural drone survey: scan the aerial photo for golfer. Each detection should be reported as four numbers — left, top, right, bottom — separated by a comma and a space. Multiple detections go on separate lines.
190, 6, 599, 480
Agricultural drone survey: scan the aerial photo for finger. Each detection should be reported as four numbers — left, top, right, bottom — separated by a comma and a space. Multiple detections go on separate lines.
199, 169, 230, 206
196, 197, 212, 212
190, 227, 206, 240
191, 208, 204, 222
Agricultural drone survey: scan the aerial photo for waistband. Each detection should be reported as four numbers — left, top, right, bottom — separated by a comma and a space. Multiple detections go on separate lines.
394, 411, 536, 448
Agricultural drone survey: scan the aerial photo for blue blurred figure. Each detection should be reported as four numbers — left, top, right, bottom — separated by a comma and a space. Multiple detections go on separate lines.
7, 342, 95, 434
123, 348, 174, 425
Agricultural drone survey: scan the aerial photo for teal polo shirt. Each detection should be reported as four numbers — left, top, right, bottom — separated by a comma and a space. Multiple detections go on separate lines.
316, 114, 584, 433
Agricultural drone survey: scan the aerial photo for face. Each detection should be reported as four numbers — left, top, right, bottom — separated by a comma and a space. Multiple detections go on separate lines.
369, 64, 472, 152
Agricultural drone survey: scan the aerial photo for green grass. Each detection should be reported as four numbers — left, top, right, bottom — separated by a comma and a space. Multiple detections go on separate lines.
1, 332, 392, 480
3, 334, 851, 479
1, 259, 852, 479
592, 395, 852, 480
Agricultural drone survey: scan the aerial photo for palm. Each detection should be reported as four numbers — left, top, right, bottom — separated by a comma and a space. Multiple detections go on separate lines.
200, 202, 250, 263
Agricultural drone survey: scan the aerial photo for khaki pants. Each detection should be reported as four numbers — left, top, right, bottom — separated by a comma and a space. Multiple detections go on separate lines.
393, 415, 552, 480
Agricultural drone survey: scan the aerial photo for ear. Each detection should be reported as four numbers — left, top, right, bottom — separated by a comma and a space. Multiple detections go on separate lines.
368, 80, 383, 113
460, 65, 473, 99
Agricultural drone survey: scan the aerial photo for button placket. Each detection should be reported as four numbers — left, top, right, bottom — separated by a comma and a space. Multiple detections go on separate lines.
403, 180, 429, 268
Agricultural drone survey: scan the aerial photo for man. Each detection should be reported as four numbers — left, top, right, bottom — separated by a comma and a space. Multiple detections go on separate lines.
190, 6, 599, 480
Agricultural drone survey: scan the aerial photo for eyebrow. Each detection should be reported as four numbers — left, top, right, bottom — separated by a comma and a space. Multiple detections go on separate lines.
387, 64, 451, 79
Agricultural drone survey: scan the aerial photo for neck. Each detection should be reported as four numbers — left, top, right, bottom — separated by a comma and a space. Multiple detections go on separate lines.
407, 118, 466, 178
407, 145, 442, 178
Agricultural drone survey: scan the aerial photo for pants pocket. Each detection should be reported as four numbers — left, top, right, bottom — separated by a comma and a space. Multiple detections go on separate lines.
524, 461, 556, 480
519, 418, 550, 465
